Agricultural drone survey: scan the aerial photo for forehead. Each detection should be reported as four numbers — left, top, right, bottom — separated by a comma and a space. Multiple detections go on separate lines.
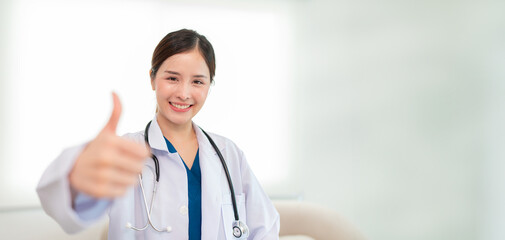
159, 49, 209, 74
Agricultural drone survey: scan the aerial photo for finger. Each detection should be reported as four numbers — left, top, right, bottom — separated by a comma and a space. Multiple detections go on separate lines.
74, 176, 110, 198
91, 181, 128, 199
89, 169, 136, 198
104, 168, 138, 187
103, 92, 122, 134
115, 138, 150, 160
92, 148, 143, 174
111, 154, 145, 175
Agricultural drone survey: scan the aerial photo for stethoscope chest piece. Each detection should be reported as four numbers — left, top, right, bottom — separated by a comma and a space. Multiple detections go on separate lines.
232, 220, 249, 239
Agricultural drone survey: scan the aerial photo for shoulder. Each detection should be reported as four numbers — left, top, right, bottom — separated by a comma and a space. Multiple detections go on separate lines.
201, 130, 243, 154
198, 129, 249, 172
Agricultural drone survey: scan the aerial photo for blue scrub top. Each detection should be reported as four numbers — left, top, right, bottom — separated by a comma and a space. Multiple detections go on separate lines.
164, 137, 202, 240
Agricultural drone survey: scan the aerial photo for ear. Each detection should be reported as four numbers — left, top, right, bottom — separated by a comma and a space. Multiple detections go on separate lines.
149, 69, 155, 90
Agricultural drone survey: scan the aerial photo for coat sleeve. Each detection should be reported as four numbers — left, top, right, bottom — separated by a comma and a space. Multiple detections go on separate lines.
239, 149, 280, 240
36, 144, 110, 234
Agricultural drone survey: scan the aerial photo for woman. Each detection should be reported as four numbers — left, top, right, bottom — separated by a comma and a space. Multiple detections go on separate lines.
37, 29, 280, 240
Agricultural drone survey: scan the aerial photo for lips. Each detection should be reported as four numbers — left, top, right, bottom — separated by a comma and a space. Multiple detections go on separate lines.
169, 102, 193, 112
171, 102, 190, 109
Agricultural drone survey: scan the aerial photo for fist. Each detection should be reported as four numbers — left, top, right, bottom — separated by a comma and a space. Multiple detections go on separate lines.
69, 92, 150, 198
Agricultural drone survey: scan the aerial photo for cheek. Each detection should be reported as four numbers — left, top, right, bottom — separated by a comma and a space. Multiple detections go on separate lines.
195, 89, 209, 102
155, 84, 172, 97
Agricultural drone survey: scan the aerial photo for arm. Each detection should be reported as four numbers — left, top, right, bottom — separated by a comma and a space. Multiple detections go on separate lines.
239, 150, 280, 240
36, 144, 111, 234
36, 93, 148, 234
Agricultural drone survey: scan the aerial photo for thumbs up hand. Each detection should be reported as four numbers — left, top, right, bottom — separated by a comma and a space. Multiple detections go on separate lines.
69, 92, 150, 198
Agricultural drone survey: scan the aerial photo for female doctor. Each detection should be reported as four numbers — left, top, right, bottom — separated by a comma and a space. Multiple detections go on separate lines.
36, 29, 280, 240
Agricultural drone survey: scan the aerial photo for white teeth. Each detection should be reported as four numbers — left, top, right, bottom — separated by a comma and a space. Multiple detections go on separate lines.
171, 103, 191, 109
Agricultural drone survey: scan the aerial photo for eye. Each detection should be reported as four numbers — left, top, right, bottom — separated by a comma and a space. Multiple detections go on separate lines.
193, 79, 204, 85
166, 77, 177, 81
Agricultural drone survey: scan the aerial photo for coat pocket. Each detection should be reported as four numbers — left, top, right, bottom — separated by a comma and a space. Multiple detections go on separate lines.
221, 193, 246, 240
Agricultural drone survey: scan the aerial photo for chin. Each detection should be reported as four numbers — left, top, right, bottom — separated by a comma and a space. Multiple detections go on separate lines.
157, 112, 189, 125
172, 120, 192, 126
167, 116, 193, 126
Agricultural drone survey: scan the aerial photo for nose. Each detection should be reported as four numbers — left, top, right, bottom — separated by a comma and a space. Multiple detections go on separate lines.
175, 81, 190, 100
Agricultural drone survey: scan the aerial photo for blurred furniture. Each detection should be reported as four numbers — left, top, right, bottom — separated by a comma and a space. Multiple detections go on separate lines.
275, 200, 365, 240
100, 201, 365, 240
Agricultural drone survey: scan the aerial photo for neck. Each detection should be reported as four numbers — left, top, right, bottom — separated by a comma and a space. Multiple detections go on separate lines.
156, 114, 195, 142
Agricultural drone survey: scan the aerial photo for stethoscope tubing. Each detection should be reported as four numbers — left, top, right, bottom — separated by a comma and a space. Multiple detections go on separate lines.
127, 175, 157, 231
199, 127, 240, 221
144, 121, 160, 182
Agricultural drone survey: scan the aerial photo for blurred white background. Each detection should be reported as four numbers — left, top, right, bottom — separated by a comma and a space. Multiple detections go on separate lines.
1, 0, 505, 239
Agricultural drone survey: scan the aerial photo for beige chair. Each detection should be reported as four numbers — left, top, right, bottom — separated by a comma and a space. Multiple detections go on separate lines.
275, 201, 365, 240
101, 201, 365, 240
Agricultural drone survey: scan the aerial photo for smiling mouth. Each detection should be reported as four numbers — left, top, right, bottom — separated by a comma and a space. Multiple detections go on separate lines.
170, 102, 192, 109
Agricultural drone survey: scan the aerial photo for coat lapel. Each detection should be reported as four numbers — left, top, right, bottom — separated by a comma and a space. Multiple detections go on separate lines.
195, 124, 224, 240
147, 115, 169, 152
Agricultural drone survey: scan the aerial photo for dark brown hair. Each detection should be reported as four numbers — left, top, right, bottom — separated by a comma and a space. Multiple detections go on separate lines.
150, 29, 216, 82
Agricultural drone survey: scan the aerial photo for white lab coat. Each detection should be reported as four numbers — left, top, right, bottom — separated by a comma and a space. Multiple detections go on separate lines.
37, 116, 280, 240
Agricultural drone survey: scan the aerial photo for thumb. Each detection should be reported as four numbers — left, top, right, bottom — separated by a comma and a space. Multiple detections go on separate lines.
103, 92, 122, 134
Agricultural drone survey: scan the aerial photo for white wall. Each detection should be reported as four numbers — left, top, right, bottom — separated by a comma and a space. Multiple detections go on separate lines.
1, 0, 505, 240
0, 0, 293, 207
0, 208, 107, 240
288, 0, 505, 239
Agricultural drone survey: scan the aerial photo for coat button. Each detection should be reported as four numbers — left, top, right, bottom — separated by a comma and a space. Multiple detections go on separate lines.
180, 205, 188, 215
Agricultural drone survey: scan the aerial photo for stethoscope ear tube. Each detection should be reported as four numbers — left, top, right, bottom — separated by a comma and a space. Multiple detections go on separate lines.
144, 121, 160, 182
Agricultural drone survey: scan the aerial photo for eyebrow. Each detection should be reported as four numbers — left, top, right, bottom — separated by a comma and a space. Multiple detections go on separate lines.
164, 70, 208, 78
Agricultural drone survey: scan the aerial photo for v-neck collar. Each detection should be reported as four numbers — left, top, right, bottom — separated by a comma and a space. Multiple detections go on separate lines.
163, 135, 201, 173
163, 136, 178, 154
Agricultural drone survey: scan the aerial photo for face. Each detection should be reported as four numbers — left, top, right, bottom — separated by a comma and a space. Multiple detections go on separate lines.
151, 48, 211, 129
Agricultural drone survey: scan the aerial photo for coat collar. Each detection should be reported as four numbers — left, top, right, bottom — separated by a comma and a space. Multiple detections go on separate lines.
147, 115, 226, 153
146, 115, 168, 153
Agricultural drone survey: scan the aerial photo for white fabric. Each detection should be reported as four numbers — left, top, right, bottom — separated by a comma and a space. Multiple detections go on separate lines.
37, 116, 280, 240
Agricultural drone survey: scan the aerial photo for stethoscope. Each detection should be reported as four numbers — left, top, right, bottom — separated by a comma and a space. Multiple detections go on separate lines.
126, 120, 249, 239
